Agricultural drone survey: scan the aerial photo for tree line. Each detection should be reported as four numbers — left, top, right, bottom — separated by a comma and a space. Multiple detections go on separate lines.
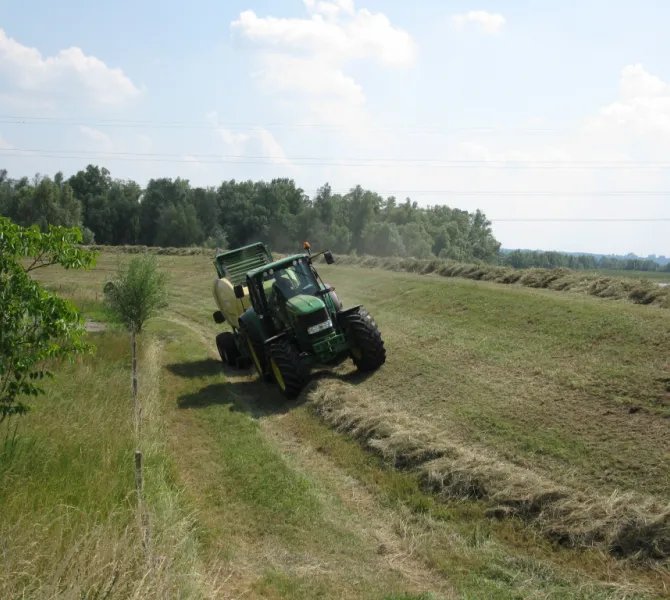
1, 165, 666, 273
499, 249, 670, 272
0, 165, 501, 262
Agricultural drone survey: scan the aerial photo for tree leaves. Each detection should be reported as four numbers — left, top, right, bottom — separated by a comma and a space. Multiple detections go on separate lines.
1, 164, 503, 262
0, 217, 97, 423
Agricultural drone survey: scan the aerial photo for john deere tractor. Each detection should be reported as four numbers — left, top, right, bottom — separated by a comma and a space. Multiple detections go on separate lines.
211, 241, 386, 398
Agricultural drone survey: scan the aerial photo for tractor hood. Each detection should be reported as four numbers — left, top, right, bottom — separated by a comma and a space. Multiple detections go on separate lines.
286, 294, 326, 316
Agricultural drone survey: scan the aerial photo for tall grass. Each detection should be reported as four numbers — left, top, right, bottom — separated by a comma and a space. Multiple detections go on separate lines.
0, 331, 218, 599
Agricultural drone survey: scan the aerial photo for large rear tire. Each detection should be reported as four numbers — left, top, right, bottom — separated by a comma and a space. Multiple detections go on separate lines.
341, 307, 386, 372
269, 339, 307, 399
216, 331, 240, 367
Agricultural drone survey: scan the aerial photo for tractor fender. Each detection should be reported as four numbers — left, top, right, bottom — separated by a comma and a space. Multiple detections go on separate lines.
323, 284, 343, 312
238, 307, 263, 344
337, 305, 363, 318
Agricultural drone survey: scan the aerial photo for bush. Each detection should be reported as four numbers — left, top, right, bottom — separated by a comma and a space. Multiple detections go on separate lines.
0, 217, 97, 422
103, 254, 168, 332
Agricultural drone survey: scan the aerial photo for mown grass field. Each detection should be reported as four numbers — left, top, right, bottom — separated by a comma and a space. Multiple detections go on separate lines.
591, 269, 670, 282
3, 251, 669, 599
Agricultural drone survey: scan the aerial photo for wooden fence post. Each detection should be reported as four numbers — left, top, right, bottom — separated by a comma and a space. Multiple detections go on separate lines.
130, 320, 150, 551
135, 449, 143, 504
131, 320, 140, 439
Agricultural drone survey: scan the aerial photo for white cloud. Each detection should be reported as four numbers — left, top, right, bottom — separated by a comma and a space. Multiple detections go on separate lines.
251, 54, 365, 105
218, 128, 251, 155
209, 113, 291, 166
218, 127, 291, 166
586, 64, 670, 136
181, 155, 207, 171
0, 134, 10, 149
232, 6, 413, 66
450, 10, 506, 34
304, 0, 355, 19
0, 29, 143, 107
78, 126, 114, 151
230, 2, 414, 132
620, 63, 667, 99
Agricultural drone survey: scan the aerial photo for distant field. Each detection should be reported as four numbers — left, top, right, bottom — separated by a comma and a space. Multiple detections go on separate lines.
12, 251, 669, 599
591, 269, 670, 281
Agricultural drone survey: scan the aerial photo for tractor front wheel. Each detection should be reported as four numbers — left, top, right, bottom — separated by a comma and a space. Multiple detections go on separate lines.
341, 308, 386, 372
216, 332, 240, 367
269, 339, 307, 399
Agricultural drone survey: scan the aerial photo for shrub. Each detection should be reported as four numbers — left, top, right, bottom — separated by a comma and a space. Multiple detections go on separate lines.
0, 217, 97, 422
103, 254, 168, 332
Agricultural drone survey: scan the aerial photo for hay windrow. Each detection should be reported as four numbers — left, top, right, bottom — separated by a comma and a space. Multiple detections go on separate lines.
307, 380, 670, 564
311, 254, 670, 309
85, 244, 213, 256
86, 246, 670, 308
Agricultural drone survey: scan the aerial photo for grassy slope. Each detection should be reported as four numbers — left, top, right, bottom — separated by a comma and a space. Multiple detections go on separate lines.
11, 252, 669, 599
593, 269, 670, 282
320, 267, 670, 492
0, 330, 212, 599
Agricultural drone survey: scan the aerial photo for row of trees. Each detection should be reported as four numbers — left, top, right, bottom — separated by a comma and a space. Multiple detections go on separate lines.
1, 165, 665, 272
501, 250, 670, 272
0, 165, 501, 262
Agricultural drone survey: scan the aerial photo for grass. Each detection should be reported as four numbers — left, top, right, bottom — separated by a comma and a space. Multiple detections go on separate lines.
311, 254, 670, 309
155, 318, 454, 599
593, 269, 670, 282
86, 244, 670, 306
279, 404, 663, 598
18, 251, 670, 598
0, 328, 216, 599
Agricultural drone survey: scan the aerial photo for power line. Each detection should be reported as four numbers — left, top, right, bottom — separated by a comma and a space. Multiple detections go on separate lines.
490, 218, 670, 222
322, 191, 670, 196
0, 115, 567, 133
3, 148, 670, 170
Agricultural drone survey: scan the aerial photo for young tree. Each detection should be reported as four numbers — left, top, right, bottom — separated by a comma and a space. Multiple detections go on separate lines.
0, 217, 98, 423
103, 254, 168, 332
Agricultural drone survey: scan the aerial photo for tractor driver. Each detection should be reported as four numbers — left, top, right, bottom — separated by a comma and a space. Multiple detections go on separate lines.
268, 269, 298, 328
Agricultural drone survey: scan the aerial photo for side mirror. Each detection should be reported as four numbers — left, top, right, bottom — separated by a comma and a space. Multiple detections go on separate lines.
213, 311, 226, 324
233, 284, 245, 299
324, 251, 335, 265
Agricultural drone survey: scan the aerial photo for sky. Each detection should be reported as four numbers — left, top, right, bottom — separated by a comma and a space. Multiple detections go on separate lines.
1, 0, 669, 256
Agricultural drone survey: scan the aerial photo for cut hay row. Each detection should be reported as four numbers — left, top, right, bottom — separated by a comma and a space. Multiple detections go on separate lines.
307, 379, 670, 566
85, 244, 213, 256
86, 245, 669, 309
312, 255, 670, 309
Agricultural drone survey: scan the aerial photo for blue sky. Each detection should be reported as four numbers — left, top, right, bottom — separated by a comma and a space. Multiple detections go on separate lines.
1, 0, 669, 255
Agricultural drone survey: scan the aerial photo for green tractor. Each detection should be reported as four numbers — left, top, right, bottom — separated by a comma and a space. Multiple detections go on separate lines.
211, 241, 386, 398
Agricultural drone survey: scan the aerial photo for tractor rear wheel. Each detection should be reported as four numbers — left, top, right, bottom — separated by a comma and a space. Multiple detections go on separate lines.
269, 339, 307, 399
216, 332, 240, 367
341, 307, 386, 372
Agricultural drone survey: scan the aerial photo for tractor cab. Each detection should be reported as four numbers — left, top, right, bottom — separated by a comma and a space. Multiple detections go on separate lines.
240, 254, 328, 335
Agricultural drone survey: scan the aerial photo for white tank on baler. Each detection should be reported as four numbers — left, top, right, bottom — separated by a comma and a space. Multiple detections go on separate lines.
212, 277, 251, 329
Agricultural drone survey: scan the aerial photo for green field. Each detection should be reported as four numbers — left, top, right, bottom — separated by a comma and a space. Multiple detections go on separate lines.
592, 269, 670, 282
2, 252, 669, 599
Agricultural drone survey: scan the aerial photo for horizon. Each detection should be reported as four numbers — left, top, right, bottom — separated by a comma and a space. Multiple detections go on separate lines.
1, 0, 669, 256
